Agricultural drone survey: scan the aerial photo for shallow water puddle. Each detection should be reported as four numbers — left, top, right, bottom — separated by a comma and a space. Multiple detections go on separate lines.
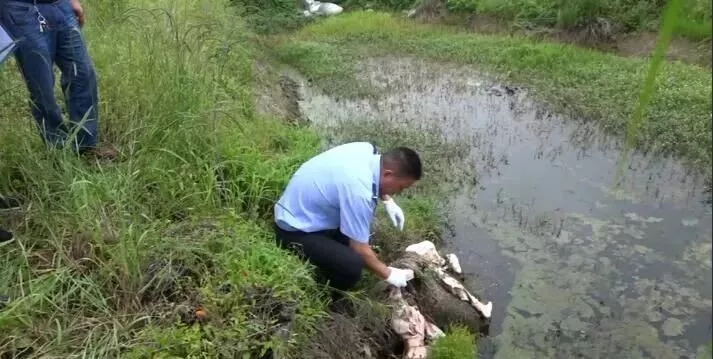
293, 56, 712, 359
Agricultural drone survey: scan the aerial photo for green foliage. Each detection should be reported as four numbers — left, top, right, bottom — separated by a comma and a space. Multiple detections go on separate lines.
343, 0, 419, 10
122, 220, 328, 358
429, 325, 478, 359
622, 0, 681, 163
231, 0, 313, 34
357, 0, 711, 40
461, 0, 711, 39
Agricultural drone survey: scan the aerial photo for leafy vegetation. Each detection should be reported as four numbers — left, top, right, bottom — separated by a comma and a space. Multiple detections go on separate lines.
346, 0, 712, 40
344, 0, 417, 10
231, 0, 313, 34
429, 325, 478, 359
620, 0, 682, 178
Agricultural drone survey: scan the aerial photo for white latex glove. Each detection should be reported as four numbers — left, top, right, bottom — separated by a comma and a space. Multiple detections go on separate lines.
386, 266, 415, 288
383, 198, 405, 231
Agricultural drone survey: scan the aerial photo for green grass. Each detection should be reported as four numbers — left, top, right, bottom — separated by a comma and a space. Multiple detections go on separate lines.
345, 0, 713, 40
429, 325, 478, 359
230, 0, 314, 34
0, 0, 326, 355
619, 0, 682, 180
272, 11, 712, 182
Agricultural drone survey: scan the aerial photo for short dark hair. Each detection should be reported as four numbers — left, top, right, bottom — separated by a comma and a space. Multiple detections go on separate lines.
382, 147, 422, 180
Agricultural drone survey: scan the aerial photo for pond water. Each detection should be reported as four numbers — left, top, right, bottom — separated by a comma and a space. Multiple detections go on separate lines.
292, 56, 712, 359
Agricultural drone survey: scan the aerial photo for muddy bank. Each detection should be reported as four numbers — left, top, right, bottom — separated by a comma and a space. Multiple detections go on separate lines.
254, 60, 310, 125
288, 56, 712, 358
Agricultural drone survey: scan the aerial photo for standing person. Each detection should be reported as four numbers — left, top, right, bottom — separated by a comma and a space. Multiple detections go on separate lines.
274, 141, 423, 294
0, 0, 117, 159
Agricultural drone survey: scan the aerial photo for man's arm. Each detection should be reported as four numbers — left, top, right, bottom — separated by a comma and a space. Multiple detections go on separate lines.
337, 181, 392, 280
349, 240, 390, 280
70, 0, 85, 27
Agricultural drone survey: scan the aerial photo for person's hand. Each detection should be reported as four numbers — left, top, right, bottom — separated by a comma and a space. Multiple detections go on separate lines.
385, 267, 414, 287
70, 0, 85, 27
383, 197, 405, 231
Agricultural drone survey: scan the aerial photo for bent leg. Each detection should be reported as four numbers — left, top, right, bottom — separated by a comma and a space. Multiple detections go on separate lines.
275, 226, 365, 291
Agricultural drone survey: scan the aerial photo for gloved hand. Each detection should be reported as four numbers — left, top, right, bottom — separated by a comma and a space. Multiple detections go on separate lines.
386, 266, 414, 287
383, 197, 405, 231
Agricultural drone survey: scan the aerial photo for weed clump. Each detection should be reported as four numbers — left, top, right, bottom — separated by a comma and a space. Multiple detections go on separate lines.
429, 325, 478, 359
231, 0, 313, 34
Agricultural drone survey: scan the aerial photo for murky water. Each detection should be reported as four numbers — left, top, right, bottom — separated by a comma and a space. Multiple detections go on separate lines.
292, 56, 712, 359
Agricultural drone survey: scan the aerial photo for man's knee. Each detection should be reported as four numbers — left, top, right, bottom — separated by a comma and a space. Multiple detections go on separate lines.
273, 227, 306, 258
331, 253, 365, 291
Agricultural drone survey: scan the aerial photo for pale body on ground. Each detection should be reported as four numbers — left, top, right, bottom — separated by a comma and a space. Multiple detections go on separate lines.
388, 240, 493, 358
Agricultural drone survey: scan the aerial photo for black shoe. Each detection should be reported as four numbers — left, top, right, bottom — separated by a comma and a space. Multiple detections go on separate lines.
0, 195, 22, 210
0, 228, 12, 242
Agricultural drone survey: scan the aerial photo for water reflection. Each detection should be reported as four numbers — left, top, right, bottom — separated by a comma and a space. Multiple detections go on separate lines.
294, 56, 712, 359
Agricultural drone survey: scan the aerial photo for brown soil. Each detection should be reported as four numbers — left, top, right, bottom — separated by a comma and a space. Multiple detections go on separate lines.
301, 308, 402, 359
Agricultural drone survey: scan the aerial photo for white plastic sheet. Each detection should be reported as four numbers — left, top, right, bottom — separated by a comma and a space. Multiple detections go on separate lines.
404, 240, 493, 318
0, 24, 16, 66
303, 0, 343, 17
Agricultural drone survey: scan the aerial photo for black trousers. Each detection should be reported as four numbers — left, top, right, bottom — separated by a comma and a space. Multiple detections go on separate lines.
274, 224, 365, 292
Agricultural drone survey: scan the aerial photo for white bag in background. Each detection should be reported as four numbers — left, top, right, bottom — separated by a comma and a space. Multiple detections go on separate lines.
303, 0, 343, 17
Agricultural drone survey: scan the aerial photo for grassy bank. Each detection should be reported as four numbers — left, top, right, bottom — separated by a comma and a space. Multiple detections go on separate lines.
0, 0, 324, 356
0, 0, 453, 357
344, 0, 712, 41
0, 0, 469, 357
272, 11, 712, 183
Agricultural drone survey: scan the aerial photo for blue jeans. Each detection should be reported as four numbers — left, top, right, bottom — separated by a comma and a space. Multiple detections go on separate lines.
1, 0, 99, 151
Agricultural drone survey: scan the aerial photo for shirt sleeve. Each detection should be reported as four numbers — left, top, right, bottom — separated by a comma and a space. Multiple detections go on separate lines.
338, 182, 375, 244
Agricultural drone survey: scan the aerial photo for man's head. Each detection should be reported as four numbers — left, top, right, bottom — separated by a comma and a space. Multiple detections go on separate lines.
379, 147, 422, 197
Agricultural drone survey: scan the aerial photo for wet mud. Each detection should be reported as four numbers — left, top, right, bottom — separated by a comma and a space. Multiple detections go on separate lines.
292, 56, 713, 359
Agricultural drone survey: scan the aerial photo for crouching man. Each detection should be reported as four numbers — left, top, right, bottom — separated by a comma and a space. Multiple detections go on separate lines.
274, 142, 422, 293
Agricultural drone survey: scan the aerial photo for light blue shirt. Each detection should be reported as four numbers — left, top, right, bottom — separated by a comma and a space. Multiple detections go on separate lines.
275, 142, 380, 244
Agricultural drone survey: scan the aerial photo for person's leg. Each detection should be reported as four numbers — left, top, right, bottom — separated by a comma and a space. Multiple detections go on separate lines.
274, 225, 365, 291
1, 2, 64, 147
54, 0, 98, 152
